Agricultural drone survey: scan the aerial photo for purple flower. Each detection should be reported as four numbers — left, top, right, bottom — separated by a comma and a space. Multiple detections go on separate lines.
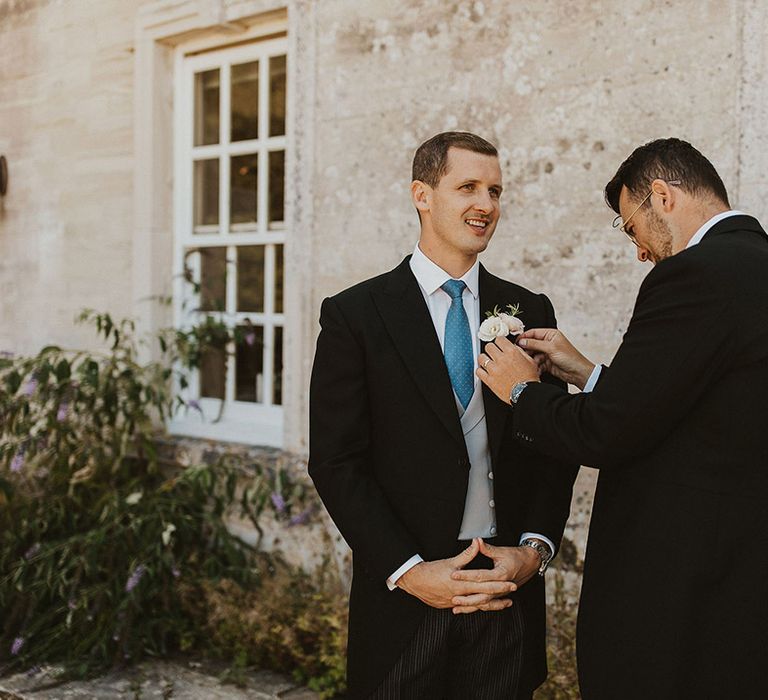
22, 378, 38, 396
0, 350, 13, 359
11, 637, 24, 656
10, 449, 25, 473
271, 491, 286, 513
68, 598, 77, 610
56, 402, 69, 422
25, 665, 41, 678
171, 567, 181, 578
288, 506, 316, 527
125, 564, 146, 593
188, 399, 202, 413
24, 543, 41, 560
245, 332, 256, 346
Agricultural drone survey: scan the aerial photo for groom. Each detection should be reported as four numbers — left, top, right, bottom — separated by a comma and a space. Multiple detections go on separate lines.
309, 132, 578, 698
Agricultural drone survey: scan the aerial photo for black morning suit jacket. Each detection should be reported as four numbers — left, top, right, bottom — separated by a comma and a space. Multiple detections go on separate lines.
309, 256, 578, 699
513, 215, 768, 699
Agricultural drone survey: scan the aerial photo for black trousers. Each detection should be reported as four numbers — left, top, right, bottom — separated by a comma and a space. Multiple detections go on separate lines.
369, 601, 526, 700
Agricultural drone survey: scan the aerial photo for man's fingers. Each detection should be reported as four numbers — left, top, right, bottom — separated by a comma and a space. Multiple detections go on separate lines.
512, 344, 538, 367
517, 337, 550, 353
451, 568, 498, 583
519, 328, 557, 341
451, 592, 498, 607
452, 605, 480, 615
484, 342, 501, 360
451, 568, 516, 589
478, 538, 498, 558
494, 335, 516, 352
478, 598, 514, 612
453, 598, 513, 615
451, 538, 480, 568
454, 580, 516, 597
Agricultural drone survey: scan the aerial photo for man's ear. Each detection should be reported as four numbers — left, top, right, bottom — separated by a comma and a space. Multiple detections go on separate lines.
411, 179, 431, 215
651, 178, 676, 213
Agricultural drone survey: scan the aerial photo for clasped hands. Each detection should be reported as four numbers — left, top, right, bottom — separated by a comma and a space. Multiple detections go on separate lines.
397, 538, 541, 614
477, 328, 597, 403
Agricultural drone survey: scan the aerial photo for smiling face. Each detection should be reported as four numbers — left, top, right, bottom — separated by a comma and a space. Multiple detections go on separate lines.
413, 147, 503, 271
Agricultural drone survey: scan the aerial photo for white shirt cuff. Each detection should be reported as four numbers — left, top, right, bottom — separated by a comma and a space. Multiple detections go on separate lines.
386, 554, 424, 591
520, 532, 555, 557
583, 364, 602, 393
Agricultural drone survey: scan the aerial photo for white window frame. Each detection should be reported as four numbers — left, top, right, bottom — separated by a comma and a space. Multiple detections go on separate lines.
169, 37, 288, 447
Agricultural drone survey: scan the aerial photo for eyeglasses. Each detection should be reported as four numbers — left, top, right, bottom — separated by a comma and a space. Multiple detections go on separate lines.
612, 180, 681, 245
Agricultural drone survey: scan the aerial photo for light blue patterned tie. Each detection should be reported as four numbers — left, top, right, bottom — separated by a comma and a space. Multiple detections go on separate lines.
441, 279, 474, 410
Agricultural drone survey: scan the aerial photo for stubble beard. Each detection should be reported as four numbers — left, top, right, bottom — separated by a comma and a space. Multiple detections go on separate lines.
647, 210, 674, 263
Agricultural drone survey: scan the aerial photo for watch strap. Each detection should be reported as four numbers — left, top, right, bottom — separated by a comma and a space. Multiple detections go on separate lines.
520, 537, 553, 576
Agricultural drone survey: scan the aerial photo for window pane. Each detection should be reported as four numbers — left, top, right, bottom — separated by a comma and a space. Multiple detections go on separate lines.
273, 326, 283, 406
194, 69, 220, 146
194, 159, 219, 228
235, 325, 263, 402
269, 55, 286, 137
274, 244, 284, 313
231, 61, 259, 142
237, 245, 265, 312
268, 150, 285, 226
199, 247, 227, 312
200, 346, 226, 400
230, 154, 258, 226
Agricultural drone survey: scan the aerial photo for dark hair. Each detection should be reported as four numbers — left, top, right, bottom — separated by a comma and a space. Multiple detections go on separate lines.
604, 138, 730, 214
412, 131, 498, 187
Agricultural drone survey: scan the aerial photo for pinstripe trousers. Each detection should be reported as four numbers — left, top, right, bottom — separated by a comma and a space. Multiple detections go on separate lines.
369, 601, 527, 700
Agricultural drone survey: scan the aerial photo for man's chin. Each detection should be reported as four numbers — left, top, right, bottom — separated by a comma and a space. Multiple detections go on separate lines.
467, 233, 494, 255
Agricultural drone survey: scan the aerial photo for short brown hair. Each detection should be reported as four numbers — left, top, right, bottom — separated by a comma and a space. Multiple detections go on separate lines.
412, 131, 498, 187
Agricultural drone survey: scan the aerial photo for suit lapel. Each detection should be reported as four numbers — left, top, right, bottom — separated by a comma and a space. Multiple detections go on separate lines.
372, 257, 465, 448
479, 265, 515, 464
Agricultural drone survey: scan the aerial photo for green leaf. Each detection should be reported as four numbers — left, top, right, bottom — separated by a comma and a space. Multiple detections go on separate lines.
6, 369, 21, 393
0, 476, 13, 503
55, 359, 71, 381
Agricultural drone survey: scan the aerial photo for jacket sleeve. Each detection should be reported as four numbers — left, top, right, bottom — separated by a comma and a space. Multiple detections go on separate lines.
518, 293, 580, 552
308, 296, 419, 583
513, 253, 732, 468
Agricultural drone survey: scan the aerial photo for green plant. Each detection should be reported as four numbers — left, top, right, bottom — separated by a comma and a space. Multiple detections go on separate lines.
181, 558, 348, 698
0, 312, 313, 682
535, 536, 582, 700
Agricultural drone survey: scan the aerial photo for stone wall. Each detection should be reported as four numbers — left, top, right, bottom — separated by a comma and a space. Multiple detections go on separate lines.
2, 0, 767, 561
0, 0, 142, 354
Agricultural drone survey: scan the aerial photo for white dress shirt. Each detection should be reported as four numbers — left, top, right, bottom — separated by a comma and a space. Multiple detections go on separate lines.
386, 244, 554, 590
584, 210, 747, 392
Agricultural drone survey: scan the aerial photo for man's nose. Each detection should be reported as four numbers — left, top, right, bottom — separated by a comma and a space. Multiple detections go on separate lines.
474, 189, 494, 213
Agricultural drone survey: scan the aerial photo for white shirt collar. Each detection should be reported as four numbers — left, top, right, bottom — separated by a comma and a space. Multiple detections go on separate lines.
686, 210, 747, 249
410, 243, 480, 299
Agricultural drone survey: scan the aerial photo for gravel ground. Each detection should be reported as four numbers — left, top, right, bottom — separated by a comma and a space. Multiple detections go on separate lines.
0, 661, 320, 700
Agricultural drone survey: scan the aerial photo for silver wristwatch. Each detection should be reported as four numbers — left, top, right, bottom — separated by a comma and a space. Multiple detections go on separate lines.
520, 538, 553, 576
510, 381, 529, 406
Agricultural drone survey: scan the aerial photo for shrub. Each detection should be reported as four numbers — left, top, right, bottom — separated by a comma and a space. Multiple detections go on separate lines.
0, 311, 345, 695
535, 536, 582, 700
180, 559, 348, 698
